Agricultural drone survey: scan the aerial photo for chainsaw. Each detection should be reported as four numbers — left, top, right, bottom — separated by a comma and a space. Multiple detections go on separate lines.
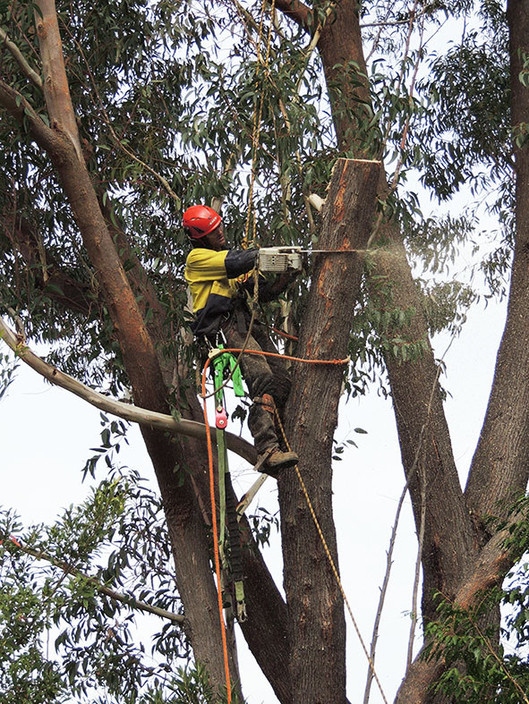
257, 246, 304, 273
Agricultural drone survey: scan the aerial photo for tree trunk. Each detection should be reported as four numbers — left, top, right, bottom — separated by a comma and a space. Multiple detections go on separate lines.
56, 144, 240, 696
396, 0, 529, 700
369, 232, 477, 622
274, 2, 522, 701
280, 157, 380, 703
275, 0, 478, 631
14, 12, 241, 692
2, 8, 300, 697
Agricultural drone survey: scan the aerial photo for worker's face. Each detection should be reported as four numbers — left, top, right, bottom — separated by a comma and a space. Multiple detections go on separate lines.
203, 224, 226, 251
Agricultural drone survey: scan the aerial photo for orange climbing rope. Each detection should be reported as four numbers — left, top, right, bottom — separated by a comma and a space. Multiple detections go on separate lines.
201, 356, 233, 703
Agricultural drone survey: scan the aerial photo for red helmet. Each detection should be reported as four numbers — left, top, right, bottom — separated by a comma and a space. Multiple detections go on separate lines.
183, 205, 222, 239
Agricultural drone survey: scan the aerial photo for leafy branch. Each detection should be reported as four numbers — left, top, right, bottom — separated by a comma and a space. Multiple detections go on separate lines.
2, 538, 184, 625
0, 26, 43, 90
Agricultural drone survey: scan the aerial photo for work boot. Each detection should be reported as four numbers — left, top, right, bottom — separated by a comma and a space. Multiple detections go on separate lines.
260, 448, 299, 478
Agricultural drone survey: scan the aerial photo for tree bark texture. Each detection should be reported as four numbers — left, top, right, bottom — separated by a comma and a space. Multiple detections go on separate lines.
35, 0, 82, 158
280, 157, 380, 704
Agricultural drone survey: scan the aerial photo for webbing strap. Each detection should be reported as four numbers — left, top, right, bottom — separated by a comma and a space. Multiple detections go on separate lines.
212, 355, 247, 623
226, 474, 247, 622
216, 424, 228, 564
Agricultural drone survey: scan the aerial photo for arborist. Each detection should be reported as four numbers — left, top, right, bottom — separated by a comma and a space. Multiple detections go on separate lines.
183, 204, 299, 477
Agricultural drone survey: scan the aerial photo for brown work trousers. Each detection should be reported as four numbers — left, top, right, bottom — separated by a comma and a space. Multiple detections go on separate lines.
221, 316, 291, 456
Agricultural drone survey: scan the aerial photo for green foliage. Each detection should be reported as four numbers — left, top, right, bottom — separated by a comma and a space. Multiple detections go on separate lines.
83, 413, 131, 479
0, 0, 332, 384
0, 351, 17, 401
424, 588, 529, 704
247, 507, 279, 548
422, 498, 529, 703
0, 461, 204, 703
414, 18, 511, 204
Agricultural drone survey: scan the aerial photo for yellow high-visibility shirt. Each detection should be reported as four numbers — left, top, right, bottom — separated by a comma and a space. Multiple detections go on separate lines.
184, 247, 257, 337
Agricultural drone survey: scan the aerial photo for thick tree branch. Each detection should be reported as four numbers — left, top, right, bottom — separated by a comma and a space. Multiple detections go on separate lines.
395, 524, 525, 704
35, 0, 82, 159
3, 21, 248, 685
0, 78, 68, 156
274, 0, 312, 28
465, 0, 529, 519
0, 314, 257, 465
